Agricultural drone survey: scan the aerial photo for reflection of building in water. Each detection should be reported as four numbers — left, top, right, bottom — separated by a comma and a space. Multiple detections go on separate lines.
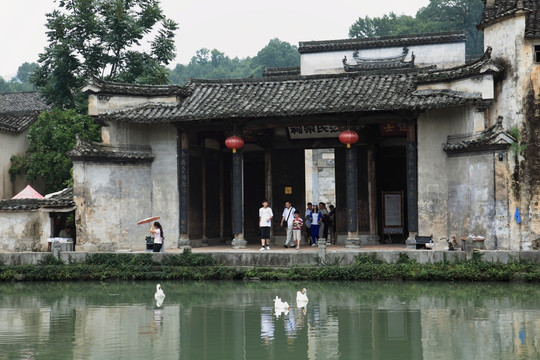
260, 306, 274, 345
306, 297, 340, 360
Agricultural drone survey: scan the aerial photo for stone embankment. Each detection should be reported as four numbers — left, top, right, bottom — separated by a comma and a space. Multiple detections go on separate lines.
1, 247, 540, 266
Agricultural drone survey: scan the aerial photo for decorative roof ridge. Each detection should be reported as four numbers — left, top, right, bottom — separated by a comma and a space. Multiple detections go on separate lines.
81, 76, 190, 97
443, 115, 515, 152
97, 101, 178, 117
262, 67, 301, 77
68, 136, 154, 163
298, 31, 467, 54
185, 71, 418, 87
413, 89, 483, 99
416, 46, 504, 84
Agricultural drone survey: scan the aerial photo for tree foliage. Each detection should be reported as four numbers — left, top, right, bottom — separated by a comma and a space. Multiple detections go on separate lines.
348, 0, 484, 56
0, 63, 38, 93
10, 108, 101, 193
169, 38, 300, 85
32, 0, 178, 109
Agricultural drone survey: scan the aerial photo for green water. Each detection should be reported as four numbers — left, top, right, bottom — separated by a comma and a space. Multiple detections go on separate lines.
1, 281, 539, 360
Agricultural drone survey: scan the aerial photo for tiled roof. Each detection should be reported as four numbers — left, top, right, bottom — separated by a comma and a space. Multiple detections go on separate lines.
263, 67, 301, 77
298, 31, 467, 54
416, 47, 504, 84
68, 137, 154, 163
81, 76, 190, 97
0, 92, 49, 133
97, 71, 484, 123
443, 116, 515, 153
0, 187, 74, 210
478, 0, 540, 38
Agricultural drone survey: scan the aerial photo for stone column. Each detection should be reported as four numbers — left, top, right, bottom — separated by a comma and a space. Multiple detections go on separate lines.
178, 130, 191, 248
231, 149, 247, 248
345, 145, 361, 248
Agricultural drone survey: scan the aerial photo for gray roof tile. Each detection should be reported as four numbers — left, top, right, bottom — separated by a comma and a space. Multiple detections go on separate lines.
68, 137, 154, 163
478, 0, 540, 38
0, 92, 49, 133
98, 71, 484, 123
298, 31, 467, 54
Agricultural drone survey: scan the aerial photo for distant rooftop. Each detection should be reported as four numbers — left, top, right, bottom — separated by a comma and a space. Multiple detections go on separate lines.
0, 92, 49, 133
298, 31, 467, 54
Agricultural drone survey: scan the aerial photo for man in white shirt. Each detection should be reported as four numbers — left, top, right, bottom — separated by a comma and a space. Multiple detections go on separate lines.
259, 200, 273, 251
280, 201, 296, 248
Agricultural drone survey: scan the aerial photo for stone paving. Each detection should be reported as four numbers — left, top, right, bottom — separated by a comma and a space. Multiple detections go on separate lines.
170, 243, 412, 253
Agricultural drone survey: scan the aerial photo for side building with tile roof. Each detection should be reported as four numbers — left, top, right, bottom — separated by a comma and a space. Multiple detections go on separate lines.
0, 92, 49, 200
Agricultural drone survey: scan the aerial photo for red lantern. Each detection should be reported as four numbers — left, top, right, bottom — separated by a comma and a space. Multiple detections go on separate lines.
339, 130, 359, 148
225, 135, 244, 153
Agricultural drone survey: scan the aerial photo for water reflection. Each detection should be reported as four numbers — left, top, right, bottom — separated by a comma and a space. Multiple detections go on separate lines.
1, 281, 540, 360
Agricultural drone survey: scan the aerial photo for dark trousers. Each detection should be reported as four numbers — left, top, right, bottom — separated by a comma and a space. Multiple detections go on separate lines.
153, 243, 162, 252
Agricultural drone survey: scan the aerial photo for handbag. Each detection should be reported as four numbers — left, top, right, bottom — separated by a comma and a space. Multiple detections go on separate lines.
282, 207, 292, 228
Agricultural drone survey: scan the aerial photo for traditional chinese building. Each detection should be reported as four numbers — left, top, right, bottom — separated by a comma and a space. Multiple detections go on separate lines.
69, 1, 540, 252
0, 92, 48, 199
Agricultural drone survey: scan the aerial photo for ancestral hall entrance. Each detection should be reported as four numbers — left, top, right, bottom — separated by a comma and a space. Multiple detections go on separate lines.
178, 119, 415, 248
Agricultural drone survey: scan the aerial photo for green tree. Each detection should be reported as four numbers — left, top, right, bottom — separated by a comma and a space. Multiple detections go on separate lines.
10, 108, 101, 193
251, 38, 300, 75
416, 0, 484, 56
348, 0, 484, 57
11, 62, 39, 84
0, 63, 38, 93
349, 12, 421, 38
168, 39, 301, 85
32, 0, 178, 109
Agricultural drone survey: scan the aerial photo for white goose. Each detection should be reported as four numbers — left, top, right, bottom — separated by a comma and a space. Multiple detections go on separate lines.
273, 296, 290, 310
296, 288, 308, 307
155, 284, 165, 301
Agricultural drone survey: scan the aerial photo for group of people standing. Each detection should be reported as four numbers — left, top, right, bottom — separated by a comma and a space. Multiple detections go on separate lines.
259, 200, 336, 251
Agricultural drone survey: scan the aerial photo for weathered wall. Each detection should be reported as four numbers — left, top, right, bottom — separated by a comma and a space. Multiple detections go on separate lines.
301, 42, 465, 76
446, 152, 496, 248
73, 123, 179, 252
484, 14, 540, 249
417, 110, 450, 239
73, 162, 153, 251
417, 106, 483, 243
0, 210, 47, 252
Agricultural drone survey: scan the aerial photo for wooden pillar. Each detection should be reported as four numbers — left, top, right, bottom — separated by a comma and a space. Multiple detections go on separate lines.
219, 150, 225, 242
406, 121, 418, 239
178, 129, 190, 248
231, 149, 246, 248
367, 144, 378, 239
345, 145, 361, 248
201, 143, 208, 245
265, 149, 273, 243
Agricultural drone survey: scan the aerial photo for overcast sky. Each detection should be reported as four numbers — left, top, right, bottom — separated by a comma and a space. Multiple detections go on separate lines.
0, 0, 429, 79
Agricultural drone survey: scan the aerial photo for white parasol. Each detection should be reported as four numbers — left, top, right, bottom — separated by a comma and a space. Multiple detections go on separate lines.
137, 216, 160, 225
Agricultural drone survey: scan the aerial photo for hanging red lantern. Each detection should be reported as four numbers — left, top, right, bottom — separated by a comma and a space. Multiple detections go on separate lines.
339, 130, 359, 148
225, 135, 244, 153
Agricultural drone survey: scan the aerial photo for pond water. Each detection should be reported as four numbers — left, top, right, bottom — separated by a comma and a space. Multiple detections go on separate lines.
1, 280, 539, 360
